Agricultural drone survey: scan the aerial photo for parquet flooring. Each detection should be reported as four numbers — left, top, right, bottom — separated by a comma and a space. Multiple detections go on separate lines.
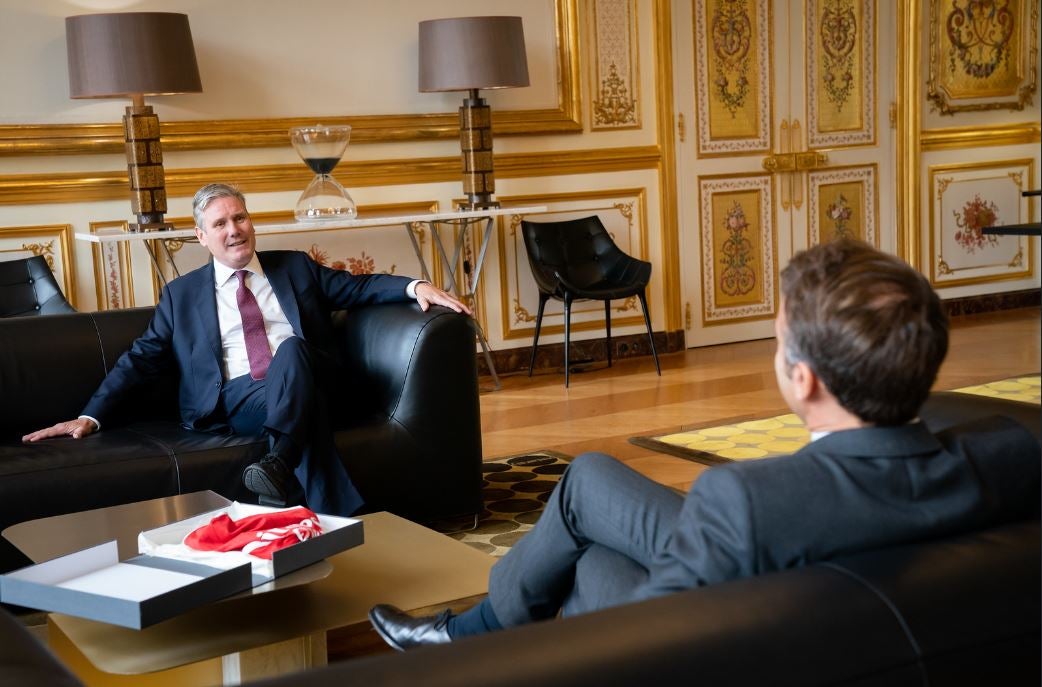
479, 308, 1041, 494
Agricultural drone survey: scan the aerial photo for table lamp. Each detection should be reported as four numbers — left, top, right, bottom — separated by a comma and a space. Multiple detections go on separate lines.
66, 12, 202, 231
418, 16, 529, 210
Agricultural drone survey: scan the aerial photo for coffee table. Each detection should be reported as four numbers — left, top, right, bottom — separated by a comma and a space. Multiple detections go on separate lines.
3, 492, 494, 686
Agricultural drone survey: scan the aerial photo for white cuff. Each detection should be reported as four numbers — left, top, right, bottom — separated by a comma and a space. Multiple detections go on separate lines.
406, 279, 430, 299
78, 415, 100, 431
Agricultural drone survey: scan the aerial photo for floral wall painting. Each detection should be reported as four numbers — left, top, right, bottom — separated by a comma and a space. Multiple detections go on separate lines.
90, 221, 135, 310
588, 0, 641, 130
927, 0, 1040, 114
807, 0, 876, 147
699, 174, 776, 324
694, 0, 772, 155
929, 159, 1035, 287
808, 165, 878, 246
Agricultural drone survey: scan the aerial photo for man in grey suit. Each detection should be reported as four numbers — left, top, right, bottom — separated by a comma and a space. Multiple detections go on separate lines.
369, 239, 1040, 649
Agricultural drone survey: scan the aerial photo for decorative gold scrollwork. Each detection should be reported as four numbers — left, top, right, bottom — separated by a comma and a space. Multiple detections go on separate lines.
761, 151, 829, 173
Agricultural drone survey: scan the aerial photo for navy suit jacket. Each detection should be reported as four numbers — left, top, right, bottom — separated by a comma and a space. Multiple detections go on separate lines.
82, 250, 412, 429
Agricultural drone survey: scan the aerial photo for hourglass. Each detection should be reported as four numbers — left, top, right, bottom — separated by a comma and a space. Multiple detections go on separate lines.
290, 125, 357, 221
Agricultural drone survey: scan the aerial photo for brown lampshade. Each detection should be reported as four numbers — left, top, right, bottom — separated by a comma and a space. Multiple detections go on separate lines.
66, 12, 202, 98
418, 16, 529, 92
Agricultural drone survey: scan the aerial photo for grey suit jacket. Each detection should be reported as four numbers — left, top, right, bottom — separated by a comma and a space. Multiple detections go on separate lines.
640, 416, 1040, 598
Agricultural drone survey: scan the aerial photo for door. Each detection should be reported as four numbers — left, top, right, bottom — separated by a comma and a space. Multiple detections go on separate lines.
674, 0, 897, 347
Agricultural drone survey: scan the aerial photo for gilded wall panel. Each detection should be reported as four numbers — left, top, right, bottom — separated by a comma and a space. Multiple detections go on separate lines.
927, 0, 1040, 114
807, 0, 876, 147
928, 159, 1035, 287
808, 164, 878, 246
694, 0, 773, 155
588, 0, 641, 129
495, 190, 649, 341
698, 174, 775, 323
0, 224, 76, 308
90, 221, 136, 310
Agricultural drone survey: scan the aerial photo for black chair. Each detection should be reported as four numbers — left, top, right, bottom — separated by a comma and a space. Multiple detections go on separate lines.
0, 255, 75, 318
521, 215, 660, 387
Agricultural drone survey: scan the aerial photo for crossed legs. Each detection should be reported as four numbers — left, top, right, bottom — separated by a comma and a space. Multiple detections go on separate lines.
220, 336, 363, 515
488, 451, 684, 625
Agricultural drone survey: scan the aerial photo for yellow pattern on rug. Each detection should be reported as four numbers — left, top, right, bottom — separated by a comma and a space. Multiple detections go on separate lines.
633, 375, 1040, 465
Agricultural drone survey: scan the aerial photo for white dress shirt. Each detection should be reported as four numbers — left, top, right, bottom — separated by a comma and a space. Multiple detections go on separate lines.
213, 255, 296, 380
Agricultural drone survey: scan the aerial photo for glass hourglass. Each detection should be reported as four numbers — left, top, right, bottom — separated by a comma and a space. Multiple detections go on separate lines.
289, 125, 357, 221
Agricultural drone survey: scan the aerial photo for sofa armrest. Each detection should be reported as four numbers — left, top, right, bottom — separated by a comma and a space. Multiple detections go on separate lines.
921, 391, 1040, 441
331, 303, 483, 519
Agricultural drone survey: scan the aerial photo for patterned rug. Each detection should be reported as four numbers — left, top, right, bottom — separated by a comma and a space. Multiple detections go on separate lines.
431, 450, 573, 557
629, 375, 1041, 466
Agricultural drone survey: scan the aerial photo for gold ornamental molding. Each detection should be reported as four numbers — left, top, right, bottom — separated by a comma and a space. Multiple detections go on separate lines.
0, 146, 662, 206
0, 0, 582, 158
653, 0, 682, 333
920, 122, 1042, 151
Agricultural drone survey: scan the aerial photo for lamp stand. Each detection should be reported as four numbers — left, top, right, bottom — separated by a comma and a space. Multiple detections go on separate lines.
124, 96, 173, 231
459, 89, 499, 210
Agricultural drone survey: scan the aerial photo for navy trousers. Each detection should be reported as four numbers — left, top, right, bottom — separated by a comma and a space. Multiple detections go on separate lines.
487, 452, 684, 626
218, 336, 363, 516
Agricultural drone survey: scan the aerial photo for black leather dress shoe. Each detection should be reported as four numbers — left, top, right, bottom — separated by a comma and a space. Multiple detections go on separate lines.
369, 604, 453, 651
242, 453, 294, 506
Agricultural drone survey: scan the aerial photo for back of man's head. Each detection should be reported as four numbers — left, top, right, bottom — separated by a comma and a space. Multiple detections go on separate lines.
780, 239, 948, 426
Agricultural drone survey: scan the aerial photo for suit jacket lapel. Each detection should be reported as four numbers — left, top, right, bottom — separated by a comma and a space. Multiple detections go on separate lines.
260, 252, 304, 336
201, 262, 222, 363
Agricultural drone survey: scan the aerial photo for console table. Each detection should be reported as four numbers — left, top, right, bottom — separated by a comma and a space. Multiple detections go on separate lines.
75, 205, 547, 389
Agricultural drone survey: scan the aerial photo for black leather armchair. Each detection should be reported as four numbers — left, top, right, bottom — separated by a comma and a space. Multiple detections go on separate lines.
0, 255, 75, 318
0, 303, 482, 573
521, 216, 660, 387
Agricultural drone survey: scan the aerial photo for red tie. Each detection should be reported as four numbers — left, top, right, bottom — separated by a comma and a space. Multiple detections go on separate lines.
235, 270, 272, 380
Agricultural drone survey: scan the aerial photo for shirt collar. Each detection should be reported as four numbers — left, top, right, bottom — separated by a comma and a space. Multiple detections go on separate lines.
213, 254, 264, 287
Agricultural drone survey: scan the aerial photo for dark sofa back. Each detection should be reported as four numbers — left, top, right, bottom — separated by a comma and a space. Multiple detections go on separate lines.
0, 307, 176, 439
253, 520, 1039, 687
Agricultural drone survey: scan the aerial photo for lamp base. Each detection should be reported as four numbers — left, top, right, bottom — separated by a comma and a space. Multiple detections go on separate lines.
128, 221, 175, 232
459, 94, 499, 211
458, 197, 500, 211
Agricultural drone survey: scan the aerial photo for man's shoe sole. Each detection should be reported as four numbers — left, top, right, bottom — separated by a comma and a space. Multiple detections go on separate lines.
243, 464, 288, 501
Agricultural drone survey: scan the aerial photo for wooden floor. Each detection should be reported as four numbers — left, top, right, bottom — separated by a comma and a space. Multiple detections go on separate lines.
478, 308, 1041, 493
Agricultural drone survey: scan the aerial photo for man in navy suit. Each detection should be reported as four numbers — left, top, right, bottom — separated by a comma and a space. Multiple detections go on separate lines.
24, 183, 470, 516
368, 238, 1040, 650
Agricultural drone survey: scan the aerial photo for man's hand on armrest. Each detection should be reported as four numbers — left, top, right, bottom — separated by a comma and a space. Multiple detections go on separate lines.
413, 281, 472, 315
22, 417, 97, 443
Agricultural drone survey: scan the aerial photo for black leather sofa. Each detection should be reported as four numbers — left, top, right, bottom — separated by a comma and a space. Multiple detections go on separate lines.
0, 392, 1036, 686
0, 303, 482, 573
0, 519, 1036, 687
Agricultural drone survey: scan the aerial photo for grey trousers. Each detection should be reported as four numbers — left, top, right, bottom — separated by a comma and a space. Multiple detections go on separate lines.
488, 452, 684, 626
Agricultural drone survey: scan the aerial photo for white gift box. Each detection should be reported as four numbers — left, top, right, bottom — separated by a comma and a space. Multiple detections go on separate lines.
0, 503, 363, 629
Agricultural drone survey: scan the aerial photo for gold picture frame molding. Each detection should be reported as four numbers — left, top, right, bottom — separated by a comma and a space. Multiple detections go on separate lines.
494, 187, 651, 342
0, 224, 76, 308
0, 0, 582, 158
921, 122, 1042, 151
0, 146, 662, 207
927, 157, 1036, 288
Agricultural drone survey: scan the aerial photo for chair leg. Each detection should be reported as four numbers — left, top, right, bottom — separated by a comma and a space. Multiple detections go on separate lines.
638, 290, 661, 376
529, 293, 549, 377
604, 300, 613, 368
564, 295, 572, 388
